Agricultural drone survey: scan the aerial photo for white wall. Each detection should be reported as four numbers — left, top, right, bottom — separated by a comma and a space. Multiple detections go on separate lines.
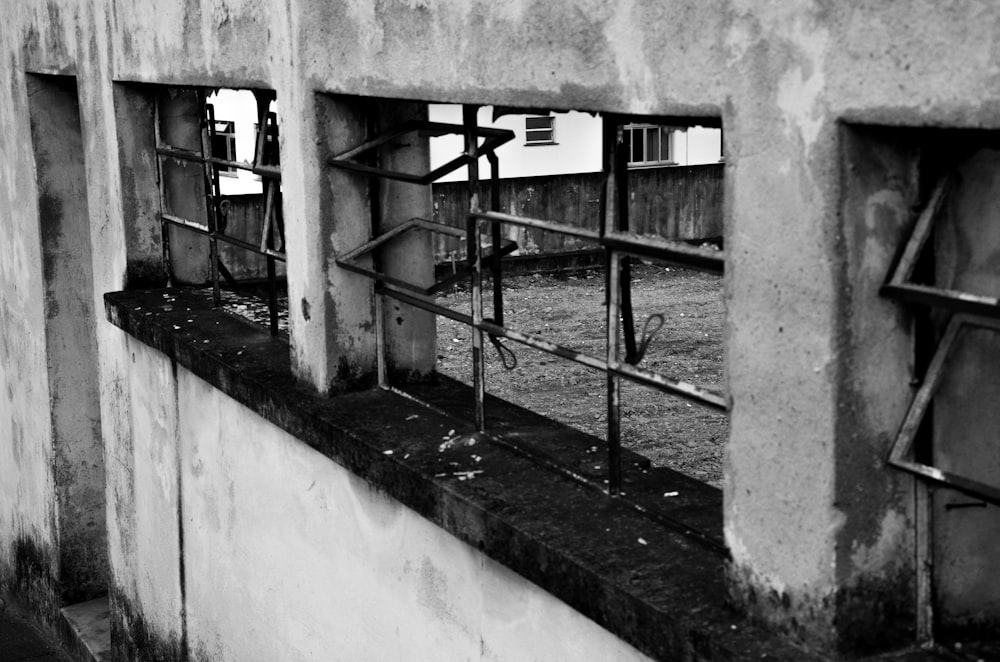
206, 89, 272, 196
116, 343, 653, 662
429, 104, 722, 181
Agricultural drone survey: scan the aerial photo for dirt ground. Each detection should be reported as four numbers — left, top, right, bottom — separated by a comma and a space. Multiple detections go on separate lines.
435, 263, 727, 487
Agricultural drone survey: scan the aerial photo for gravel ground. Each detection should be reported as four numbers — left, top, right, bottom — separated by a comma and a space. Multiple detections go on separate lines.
435, 264, 727, 487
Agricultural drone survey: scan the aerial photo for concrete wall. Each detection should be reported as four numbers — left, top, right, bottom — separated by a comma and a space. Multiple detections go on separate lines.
113, 342, 652, 662
3, 0, 1000, 658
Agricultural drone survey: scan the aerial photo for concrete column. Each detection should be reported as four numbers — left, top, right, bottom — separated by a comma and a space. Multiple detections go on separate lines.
27, 73, 107, 605
113, 84, 166, 288
374, 101, 436, 381
158, 89, 210, 285
724, 114, 918, 655
288, 95, 435, 393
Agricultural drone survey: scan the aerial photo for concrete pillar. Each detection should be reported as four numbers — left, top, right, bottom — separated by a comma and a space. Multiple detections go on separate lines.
113, 84, 166, 288
288, 95, 434, 393
27, 74, 107, 604
374, 101, 436, 382
724, 117, 919, 653
158, 89, 210, 285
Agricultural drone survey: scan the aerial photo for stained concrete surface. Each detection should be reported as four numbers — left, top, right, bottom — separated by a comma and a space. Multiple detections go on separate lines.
0, 603, 73, 662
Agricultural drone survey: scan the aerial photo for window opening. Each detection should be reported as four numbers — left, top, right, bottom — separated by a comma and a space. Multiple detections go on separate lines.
330, 105, 727, 523
154, 88, 285, 335
525, 116, 555, 145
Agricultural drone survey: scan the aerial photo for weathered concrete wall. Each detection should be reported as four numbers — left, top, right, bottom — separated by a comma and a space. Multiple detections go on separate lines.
27, 73, 107, 606
432, 165, 724, 259
0, 56, 60, 624
114, 347, 653, 661
3, 0, 1000, 658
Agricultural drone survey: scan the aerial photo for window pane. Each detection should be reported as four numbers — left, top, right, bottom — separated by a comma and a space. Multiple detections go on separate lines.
661, 127, 672, 161
645, 127, 659, 162
525, 116, 552, 130
632, 128, 644, 162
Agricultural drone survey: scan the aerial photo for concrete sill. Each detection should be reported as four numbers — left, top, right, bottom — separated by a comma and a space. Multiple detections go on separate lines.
104, 287, 818, 662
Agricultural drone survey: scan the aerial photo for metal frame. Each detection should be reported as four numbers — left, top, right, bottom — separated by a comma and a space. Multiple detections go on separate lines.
887, 314, 1000, 506
155, 88, 285, 335
327, 119, 515, 185
882, 173, 1000, 506
331, 106, 728, 500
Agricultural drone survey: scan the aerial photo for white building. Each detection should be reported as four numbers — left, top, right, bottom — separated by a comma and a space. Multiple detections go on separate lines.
428, 104, 723, 182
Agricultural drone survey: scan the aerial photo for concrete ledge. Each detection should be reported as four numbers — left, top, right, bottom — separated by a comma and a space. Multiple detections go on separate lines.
59, 598, 111, 662
104, 287, 819, 662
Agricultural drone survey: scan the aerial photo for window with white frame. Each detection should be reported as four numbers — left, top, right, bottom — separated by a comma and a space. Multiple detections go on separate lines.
624, 123, 675, 167
209, 116, 238, 176
525, 116, 555, 145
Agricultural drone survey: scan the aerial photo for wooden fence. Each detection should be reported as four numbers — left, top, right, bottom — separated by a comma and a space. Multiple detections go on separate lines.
219, 163, 723, 275
431, 163, 724, 260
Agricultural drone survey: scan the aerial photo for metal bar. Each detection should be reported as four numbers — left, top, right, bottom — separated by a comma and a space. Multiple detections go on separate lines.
202, 96, 221, 306
472, 210, 602, 241
887, 175, 952, 287
464, 105, 486, 431
880, 282, 1000, 318
616, 128, 638, 365
155, 145, 281, 180
888, 314, 1000, 506
337, 218, 424, 262
487, 151, 503, 325
383, 286, 726, 408
601, 232, 725, 274
607, 249, 624, 495
153, 98, 174, 287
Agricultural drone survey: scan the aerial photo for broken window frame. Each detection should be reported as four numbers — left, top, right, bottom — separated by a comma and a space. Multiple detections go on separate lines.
882, 173, 1000, 506
154, 87, 285, 335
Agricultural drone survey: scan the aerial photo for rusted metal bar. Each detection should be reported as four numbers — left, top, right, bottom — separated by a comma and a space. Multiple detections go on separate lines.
607, 249, 624, 495
153, 100, 173, 287
464, 105, 487, 431
615, 127, 638, 366
487, 151, 504, 326
472, 210, 602, 242
884, 175, 952, 289
382, 286, 727, 409
203, 97, 222, 306
155, 145, 281, 181
888, 314, 1000, 506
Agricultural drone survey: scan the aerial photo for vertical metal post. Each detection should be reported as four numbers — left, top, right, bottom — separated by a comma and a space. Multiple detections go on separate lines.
487, 151, 503, 325
201, 95, 221, 306
153, 96, 174, 287
254, 91, 281, 337
603, 118, 624, 495
464, 105, 486, 431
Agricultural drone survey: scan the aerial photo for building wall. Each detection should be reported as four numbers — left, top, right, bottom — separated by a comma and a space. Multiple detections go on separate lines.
2, 1, 1000, 658
113, 340, 652, 662
428, 104, 722, 182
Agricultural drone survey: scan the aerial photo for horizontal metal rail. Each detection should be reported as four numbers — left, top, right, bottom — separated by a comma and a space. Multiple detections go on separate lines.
472, 211, 725, 274
161, 214, 287, 261
155, 145, 282, 181
383, 285, 727, 410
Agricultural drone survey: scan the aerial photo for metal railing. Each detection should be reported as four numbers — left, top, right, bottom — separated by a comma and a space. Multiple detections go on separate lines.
154, 89, 285, 335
